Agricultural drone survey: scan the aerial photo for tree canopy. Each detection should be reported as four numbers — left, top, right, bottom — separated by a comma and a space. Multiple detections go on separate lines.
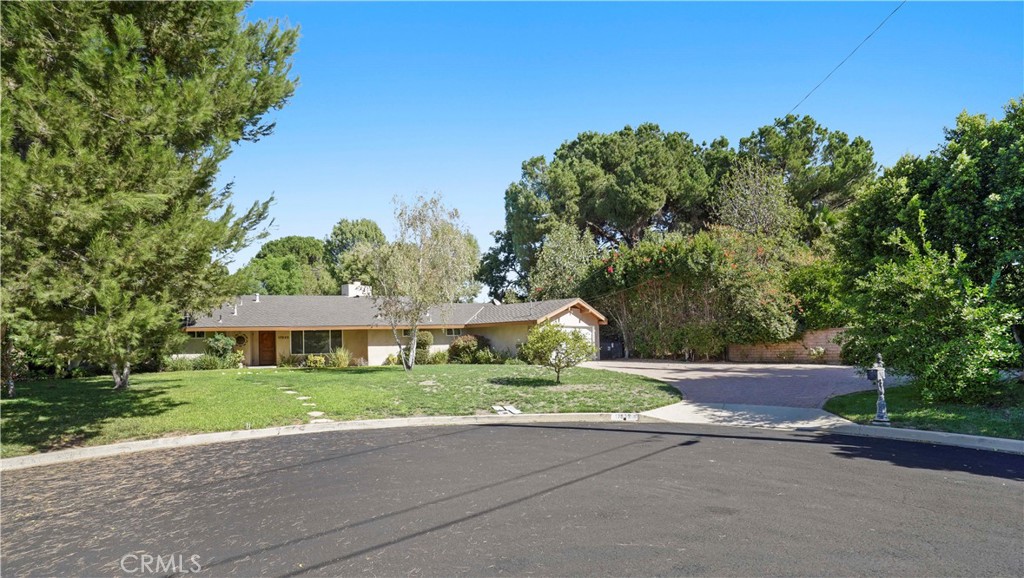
239, 236, 337, 295
326, 218, 386, 286
482, 116, 876, 300
1, 1, 298, 390
837, 99, 1024, 309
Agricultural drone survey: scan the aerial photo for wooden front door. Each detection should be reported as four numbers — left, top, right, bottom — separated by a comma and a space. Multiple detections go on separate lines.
258, 331, 276, 366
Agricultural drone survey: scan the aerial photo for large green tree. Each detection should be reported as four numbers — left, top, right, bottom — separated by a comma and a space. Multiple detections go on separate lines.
528, 222, 598, 301
239, 236, 337, 295
482, 117, 873, 300
837, 99, 1024, 309
739, 114, 876, 213
1, 2, 297, 390
325, 218, 386, 286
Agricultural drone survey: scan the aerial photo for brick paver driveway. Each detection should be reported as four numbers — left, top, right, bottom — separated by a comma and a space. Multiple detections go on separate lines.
583, 360, 898, 408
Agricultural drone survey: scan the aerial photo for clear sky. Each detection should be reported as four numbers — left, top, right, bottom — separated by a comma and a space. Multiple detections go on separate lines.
218, 1, 1023, 274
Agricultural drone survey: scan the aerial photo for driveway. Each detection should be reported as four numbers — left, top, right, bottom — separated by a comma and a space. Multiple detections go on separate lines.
584, 360, 890, 409
2, 424, 1020, 576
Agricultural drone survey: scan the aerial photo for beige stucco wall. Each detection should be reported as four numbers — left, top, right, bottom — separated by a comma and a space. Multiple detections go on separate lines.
275, 331, 291, 364
342, 330, 369, 364
367, 329, 402, 366
550, 309, 601, 359
474, 325, 531, 357
214, 331, 257, 366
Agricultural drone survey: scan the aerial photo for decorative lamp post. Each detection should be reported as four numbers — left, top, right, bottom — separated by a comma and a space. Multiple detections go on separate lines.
867, 353, 889, 426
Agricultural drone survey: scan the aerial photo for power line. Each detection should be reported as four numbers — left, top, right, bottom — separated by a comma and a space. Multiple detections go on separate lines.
787, 1, 908, 116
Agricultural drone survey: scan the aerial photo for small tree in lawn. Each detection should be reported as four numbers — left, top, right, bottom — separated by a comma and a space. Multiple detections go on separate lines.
365, 195, 478, 370
519, 323, 597, 383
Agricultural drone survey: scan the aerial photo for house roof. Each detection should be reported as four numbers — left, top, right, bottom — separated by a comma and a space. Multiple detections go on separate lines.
187, 295, 606, 331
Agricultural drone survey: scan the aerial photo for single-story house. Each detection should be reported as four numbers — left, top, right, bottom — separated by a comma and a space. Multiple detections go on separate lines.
182, 284, 607, 366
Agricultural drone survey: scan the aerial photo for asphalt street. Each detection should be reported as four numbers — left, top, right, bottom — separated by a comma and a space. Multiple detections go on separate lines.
2, 423, 1022, 577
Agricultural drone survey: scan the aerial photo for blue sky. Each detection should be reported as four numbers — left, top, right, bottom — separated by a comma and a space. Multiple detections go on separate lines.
219, 1, 1023, 272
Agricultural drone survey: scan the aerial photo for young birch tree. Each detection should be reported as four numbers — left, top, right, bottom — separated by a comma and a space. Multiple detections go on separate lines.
367, 196, 479, 370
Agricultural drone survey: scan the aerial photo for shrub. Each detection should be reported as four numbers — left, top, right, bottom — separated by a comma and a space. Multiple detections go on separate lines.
278, 354, 302, 367
787, 259, 853, 331
415, 330, 434, 350
472, 348, 497, 365
448, 334, 492, 364
228, 350, 245, 368
383, 353, 399, 366
327, 348, 351, 368
504, 357, 527, 366
842, 232, 1020, 403
519, 323, 597, 383
428, 350, 448, 365
162, 356, 197, 372
306, 354, 326, 369
193, 355, 225, 370
807, 346, 826, 363
447, 334, 479, 364
205, 333, 235, 358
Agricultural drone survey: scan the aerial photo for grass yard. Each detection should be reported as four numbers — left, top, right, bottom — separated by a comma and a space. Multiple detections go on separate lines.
824, 382, 1024, 440
0, 364, 680, 458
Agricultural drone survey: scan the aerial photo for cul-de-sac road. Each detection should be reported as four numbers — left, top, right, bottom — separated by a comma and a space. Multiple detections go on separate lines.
2, 423, 1021, 576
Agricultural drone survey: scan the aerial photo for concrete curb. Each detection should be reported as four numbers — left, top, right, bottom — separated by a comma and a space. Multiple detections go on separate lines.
827, 423, 1024, 455
3, 410, 1020, 472
0, 413, 666, 472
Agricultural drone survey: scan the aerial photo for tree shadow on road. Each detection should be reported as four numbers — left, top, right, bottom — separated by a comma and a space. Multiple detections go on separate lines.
484, 423, 1024, 482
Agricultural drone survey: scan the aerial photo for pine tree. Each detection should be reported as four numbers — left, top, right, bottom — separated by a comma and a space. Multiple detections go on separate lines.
1, 2, 298, 390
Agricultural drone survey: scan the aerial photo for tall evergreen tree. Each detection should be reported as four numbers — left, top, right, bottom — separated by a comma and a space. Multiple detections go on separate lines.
1, 2, 298, 390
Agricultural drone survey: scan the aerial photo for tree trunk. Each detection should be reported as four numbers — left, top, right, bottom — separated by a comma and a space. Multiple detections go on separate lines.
403, 331, 418, 371
1, 323, 15, 398
1013, 323, 1024, 373
111, 362, 131, 390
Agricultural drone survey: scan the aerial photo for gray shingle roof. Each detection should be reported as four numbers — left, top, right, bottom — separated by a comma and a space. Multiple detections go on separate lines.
188, 295, 601, 330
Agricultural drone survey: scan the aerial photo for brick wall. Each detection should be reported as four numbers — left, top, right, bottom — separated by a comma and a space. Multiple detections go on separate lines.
726, 328, 845, 364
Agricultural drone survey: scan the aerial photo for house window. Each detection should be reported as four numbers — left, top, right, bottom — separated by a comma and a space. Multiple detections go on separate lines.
291, 330, 343, 354
445, 328, 462, 336
187, 331, 206, 339
402, 329, 412, 337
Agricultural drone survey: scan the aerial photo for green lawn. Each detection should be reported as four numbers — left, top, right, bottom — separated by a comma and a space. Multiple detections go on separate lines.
0, 365, 680, 458
824, 382, 1024, 440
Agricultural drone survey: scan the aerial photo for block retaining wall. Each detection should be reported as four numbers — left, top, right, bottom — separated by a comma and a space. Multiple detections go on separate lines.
726, 328, 845, 364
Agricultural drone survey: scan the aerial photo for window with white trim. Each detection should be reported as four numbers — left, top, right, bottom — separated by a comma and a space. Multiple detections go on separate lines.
291, 330, 343, 354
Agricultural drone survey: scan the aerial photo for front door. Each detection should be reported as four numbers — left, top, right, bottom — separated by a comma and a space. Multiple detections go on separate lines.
258, 331, 276, 366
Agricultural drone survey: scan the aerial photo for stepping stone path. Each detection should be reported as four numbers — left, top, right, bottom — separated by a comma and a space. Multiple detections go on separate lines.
307, 411, 325, 418
302, 403, 316, 407
296, 396, 311, 400
309, 418, 334, 424
283, 390, 298, 394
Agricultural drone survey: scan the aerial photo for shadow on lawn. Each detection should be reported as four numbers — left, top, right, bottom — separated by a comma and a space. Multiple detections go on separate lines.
487, 376, 559, 387
0, 376, 185, 454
